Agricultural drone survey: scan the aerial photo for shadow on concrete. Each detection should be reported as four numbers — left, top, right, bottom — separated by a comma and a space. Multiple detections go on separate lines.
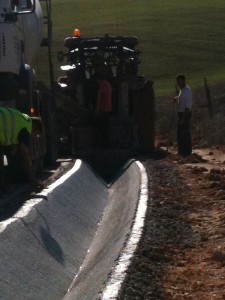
0, 190, 29, 221
82, 148, 136, 185
36, 207, 65, 265
0, 191, 48, 222
40, 226, 65, 265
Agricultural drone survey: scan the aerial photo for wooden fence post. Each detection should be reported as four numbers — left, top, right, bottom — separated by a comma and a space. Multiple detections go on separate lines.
204, 77, 213, 118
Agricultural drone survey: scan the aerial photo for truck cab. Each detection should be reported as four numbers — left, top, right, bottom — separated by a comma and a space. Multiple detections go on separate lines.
0, 0, 43, 107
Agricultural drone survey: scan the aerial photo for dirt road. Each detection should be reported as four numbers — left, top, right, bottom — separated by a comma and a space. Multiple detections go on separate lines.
121, 148, 225, 300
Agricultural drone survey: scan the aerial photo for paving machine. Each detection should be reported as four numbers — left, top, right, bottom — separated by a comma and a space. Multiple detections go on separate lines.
56, 30, 155, 169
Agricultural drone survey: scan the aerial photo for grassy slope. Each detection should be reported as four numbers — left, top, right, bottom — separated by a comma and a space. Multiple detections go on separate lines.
37, 0, 225, 96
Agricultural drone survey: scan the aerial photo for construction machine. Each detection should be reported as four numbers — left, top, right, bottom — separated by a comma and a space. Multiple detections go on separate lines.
56, 30, 155, 178
0, 0, 57, 183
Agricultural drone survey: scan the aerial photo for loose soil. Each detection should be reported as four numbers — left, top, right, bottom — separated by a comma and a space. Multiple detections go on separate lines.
120, 147, 225, 300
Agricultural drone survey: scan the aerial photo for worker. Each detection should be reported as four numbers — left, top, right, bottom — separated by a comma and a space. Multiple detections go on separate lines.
0, 107, 45, 190
0, 145, 5, 190
94, 72, 112, 147
174, 74, 192, 157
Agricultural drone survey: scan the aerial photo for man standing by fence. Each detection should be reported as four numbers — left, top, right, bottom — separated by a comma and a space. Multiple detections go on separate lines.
174, 74, 192, 157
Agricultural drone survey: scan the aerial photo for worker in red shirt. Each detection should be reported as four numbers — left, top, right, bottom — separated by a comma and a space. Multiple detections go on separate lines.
94, 72, 112, 147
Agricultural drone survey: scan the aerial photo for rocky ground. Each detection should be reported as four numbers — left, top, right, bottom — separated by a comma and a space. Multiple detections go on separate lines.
120, 147, 225, 300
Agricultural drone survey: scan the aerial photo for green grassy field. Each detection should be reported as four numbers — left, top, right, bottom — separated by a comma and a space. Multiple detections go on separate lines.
37, 0, 225, 96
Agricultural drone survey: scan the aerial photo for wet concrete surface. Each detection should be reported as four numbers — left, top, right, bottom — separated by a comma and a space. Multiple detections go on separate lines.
0, 159, 142, 299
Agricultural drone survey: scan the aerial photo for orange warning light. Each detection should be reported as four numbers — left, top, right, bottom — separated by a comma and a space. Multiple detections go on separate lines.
30, 107, 35, 115
73, 28, 80, 37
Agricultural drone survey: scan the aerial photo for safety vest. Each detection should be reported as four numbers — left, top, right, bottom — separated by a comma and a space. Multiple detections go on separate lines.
0, 107, 32, 146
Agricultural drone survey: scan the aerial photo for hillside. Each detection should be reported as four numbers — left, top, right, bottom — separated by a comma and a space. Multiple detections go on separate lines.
36, 0, 225, 96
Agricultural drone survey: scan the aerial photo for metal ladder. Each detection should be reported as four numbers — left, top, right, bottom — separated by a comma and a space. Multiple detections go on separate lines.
39, 0, 54, 89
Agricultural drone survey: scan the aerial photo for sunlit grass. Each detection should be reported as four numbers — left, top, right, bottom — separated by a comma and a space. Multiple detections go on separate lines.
35, 0, 225, 96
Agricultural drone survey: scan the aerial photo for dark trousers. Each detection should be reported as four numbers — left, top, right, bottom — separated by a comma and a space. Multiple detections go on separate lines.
0, 146, 26, 187
5, 146, 26, 183
177, 113, 192, 157
97, 112, 111, 147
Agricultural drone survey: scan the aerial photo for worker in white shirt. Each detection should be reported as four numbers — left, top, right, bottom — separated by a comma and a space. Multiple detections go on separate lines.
174, 74, 192, 157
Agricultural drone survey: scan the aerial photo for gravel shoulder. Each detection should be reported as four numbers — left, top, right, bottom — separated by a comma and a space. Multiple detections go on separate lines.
120, 149, 225, 300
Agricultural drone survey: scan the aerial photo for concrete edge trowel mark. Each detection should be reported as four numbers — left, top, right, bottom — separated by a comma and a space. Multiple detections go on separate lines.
101, 161, 150, 299
0, 159, 82, 234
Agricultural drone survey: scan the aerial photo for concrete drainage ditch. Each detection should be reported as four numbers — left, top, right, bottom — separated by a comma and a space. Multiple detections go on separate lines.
0, 159, 148, 300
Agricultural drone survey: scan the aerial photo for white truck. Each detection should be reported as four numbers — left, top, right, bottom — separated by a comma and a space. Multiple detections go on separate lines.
0, 0, 57, 182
